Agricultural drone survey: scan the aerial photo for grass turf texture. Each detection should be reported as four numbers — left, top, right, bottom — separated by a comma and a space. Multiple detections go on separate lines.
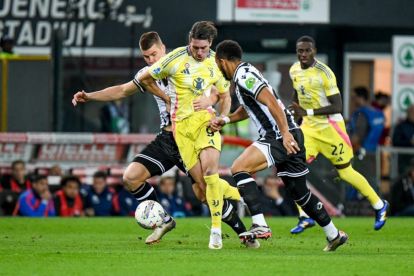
0, 217, 413, 275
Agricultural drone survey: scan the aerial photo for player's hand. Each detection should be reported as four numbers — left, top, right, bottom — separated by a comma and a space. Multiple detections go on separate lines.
41, 190, 51, 201
193, 95, 212, 111
289, 102, 306, 117
282, 131, 300, 155
209, 117, 225, 132
72, 90, 89, 106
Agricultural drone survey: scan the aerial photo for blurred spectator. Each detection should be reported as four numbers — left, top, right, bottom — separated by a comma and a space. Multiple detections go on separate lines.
349, 87, 385, 156
392, 104, 414, 174
117, 187, 138, 216
260, 175, 295, 216
83, 171, 120, 216
372, 92, 391, 111
54, 176, 84, 217
391, 161, 414, 216
0, 35, 16, 58
13, 175, 55, 217
158, 176, 188, 217
100, 100, 130, 133
372, 92, 391, 145
347, 87, 385, 199
0, 160, 32, 215
49, 165, 63, 176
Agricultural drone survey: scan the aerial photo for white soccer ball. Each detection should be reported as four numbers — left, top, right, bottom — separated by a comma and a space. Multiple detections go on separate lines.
135, 200, 166, 229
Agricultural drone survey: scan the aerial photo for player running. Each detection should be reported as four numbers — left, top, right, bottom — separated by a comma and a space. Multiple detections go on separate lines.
288, 35, 389, 234
72, 32, 255, 248
137, 22, 243, 250
211, 40, 348, 251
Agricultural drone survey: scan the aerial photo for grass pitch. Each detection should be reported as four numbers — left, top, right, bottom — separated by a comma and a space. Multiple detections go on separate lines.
0, 217, 413, 275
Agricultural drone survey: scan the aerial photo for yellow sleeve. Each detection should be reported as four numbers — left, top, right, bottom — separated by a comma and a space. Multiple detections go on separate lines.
148, 47, 186, 80
321, 67, 340, 96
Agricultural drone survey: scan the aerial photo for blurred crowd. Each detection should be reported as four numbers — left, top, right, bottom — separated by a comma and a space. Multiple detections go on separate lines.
0, 160, 298, 218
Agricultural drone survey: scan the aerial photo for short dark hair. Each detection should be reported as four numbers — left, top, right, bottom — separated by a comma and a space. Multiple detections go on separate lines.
93, 171, 107, 179
189, 21, 217, 42
11, 160, 25, 169
31, 174, 47, 183
60, 175, 81, 188
215, 40, 243, 61
354, 86, 369, 100
139, 31, 162, 51
296, 35, 316, 48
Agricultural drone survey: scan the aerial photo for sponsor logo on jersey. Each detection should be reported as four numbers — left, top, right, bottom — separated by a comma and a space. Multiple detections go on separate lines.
181, 68, 190, 74
193, 77, 205, 90
245, 77, 256, 89
152, 67, 161, 75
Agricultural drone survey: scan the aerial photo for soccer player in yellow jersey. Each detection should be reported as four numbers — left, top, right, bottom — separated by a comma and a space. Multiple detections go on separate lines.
138, 21, 242, 249
289, 36, 389, 233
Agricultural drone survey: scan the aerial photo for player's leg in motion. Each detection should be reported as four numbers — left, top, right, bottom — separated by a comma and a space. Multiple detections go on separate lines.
290, 204, 316, 234
190, 148, 225, 249
123, 161, 175, 244
192, 182, 259, 248
231, 145, 272, 241
282, 175, 348, 251
336, 162, 389, 230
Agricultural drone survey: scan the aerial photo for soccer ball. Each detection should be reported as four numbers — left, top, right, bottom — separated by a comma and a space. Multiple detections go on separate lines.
135, 200, 166, 229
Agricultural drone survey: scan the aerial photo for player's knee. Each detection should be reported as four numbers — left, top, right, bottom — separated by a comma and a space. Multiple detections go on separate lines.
230, 162, 244, 175
122, 172, 145, 192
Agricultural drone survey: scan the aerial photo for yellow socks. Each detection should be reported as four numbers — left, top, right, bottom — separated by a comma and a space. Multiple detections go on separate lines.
337, 166, 382, 207
204, 173, 224, 229
219, 179, 241, 201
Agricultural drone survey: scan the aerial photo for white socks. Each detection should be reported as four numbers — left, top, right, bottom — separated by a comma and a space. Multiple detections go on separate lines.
322, 221, 339, 241
373, 200, 384, 210
252, 214, 268, 227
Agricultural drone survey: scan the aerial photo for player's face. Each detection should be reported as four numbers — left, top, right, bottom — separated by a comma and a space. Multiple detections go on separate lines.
92, 177, 106, 194
33, 179, 48, 195
64, 181, 80, 199
215, 56, 232, 81
141, 43, 166, 66
189, 39, 211, 61
296, 42, 316, 68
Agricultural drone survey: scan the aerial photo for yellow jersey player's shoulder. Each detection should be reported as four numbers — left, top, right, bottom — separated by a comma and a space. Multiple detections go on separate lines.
160, 46, 187, 67
314, 60, 336, 80
289, 61, 301, 78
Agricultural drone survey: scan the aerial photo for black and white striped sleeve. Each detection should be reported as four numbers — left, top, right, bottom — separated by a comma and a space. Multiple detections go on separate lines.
237, 71, 267, 99
133, 67, 148, 93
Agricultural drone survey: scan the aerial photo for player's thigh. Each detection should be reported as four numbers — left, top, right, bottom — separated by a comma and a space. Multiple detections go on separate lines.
174, 122, 198, 170
194, 115, 221, 155
320, 124, 354, 165
123, 162, 151, 186
301, 127, 319, 163
231, 145, 268, 174
199, 147, 221, 175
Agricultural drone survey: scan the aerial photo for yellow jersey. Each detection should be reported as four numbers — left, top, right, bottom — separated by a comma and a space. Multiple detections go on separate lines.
149, 46, 229, 121
289, 59, 344, 130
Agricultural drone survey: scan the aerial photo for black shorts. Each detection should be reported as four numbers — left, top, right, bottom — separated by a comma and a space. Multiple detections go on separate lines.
252, 129, 309, 178
132, 129, 194, 182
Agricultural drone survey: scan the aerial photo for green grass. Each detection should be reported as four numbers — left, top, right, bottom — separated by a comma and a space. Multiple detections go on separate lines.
0, 217, 413, 275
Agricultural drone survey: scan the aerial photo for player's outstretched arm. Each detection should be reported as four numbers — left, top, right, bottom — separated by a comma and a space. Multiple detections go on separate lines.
217, 91, 231, 117
289, 93, 342, 117
210, 106, 249, 132
138, 70, 170, 104
257, 87, 299, 155
72, 81, 138, 106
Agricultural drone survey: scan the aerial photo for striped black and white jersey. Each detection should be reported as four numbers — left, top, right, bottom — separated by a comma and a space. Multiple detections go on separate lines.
133, 67, 171, 129
233, 62, 298, 139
